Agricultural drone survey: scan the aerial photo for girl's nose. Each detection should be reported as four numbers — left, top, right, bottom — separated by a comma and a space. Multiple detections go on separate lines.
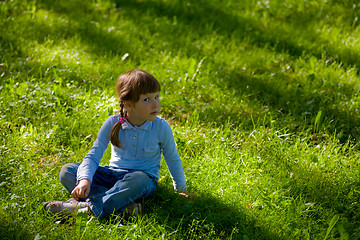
152, 100, 157, 108
153, 99, 160, 108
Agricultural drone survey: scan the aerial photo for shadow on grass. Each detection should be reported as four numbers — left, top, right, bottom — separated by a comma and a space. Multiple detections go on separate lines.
0, 215, 32, 240
215, 70, 360, 142
138, 187, 282, 240
281, 159, 360, 237
251, 133, 360, 237
112, 0, 360, 67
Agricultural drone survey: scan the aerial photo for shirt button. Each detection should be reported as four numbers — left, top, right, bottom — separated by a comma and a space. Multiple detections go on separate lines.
133, 136, 136, 139
132, 144, 135, 148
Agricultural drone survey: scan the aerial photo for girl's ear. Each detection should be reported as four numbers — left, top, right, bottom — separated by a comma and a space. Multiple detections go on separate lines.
124, 101, 132, 110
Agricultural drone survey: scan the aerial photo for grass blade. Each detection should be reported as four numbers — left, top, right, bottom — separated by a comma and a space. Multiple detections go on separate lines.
323, 214, 339, 240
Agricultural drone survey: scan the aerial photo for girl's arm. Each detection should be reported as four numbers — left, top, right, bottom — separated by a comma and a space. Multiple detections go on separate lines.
76, 116, 116, 184
160, 120, 187, 192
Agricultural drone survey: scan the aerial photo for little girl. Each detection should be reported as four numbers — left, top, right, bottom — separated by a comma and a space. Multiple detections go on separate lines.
44, 69, 188, 219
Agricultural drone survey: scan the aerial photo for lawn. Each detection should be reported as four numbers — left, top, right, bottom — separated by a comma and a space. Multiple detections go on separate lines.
1, 0, 360, 239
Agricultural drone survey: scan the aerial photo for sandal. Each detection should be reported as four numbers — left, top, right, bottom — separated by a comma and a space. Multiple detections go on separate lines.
43, 198, 89, 216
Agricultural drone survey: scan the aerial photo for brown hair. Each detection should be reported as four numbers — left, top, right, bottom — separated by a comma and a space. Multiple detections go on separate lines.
110, 70, 161, 148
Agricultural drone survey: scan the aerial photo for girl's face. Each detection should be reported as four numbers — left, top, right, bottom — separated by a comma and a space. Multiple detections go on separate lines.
125, 91, 161, 126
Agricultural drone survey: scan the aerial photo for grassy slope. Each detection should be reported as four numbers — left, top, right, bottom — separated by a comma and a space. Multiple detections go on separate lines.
1, 0, 360, 239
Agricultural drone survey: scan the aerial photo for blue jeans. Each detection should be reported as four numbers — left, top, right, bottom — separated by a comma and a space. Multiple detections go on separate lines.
59, 163, 158, 219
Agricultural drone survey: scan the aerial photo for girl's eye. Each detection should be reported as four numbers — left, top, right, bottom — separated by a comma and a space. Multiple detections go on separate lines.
144, 98, 149, 102
155, 96, 159, 100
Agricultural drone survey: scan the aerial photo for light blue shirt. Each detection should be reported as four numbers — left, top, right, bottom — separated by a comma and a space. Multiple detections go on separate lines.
77, 115, 187, 191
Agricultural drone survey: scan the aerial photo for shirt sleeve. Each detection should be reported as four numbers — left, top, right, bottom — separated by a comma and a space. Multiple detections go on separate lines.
160, 120, 187, 192
77, 116, 115, 183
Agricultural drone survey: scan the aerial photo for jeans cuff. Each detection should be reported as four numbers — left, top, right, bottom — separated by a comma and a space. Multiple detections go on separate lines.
86, 199, 102, 218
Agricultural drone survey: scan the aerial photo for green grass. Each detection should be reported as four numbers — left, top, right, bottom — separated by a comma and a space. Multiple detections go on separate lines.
1, 0, 360, 239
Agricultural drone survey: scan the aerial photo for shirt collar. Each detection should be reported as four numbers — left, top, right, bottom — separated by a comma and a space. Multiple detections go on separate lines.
121, 119, 152, 131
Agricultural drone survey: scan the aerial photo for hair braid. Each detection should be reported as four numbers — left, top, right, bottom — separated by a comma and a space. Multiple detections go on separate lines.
120, 101, 124, 117
110, 101, 124, 148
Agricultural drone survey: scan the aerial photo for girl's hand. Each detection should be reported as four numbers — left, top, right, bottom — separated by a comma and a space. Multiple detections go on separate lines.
71, 179, 91, 199
179, 191, 197, 199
